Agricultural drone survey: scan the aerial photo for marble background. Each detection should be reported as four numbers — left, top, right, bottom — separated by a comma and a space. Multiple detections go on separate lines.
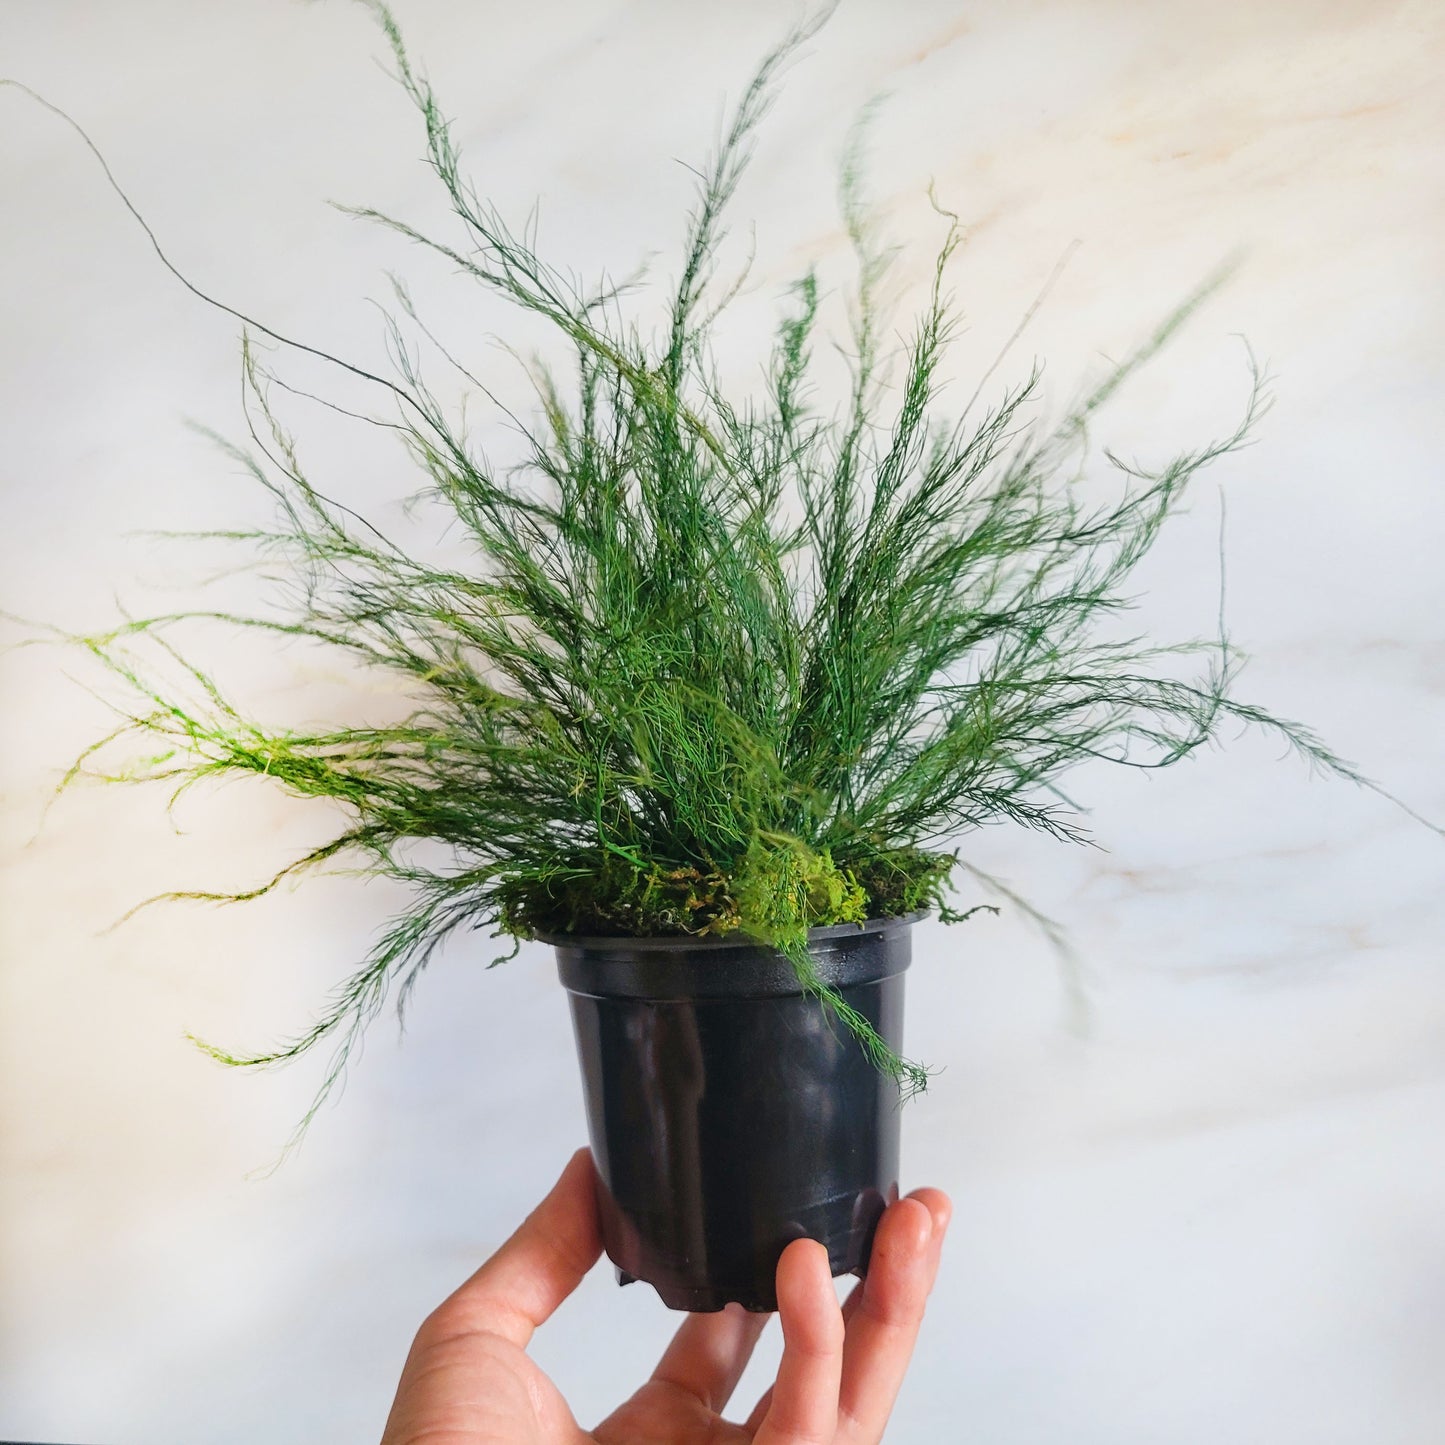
2, 1, 1442, 1440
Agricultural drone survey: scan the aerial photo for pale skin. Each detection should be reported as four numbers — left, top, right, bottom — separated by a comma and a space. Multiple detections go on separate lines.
380, 1148, 951, 1445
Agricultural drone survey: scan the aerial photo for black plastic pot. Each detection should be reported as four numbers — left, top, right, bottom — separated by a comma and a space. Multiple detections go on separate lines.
550, 914, 917, 1312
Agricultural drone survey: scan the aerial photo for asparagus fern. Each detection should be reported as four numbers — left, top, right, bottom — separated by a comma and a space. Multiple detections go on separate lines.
25, 4, 1385, 1124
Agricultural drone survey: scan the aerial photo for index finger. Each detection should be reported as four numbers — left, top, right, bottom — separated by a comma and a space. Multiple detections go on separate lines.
424, 1146, 603, 1350
836, 1190, 950, 1444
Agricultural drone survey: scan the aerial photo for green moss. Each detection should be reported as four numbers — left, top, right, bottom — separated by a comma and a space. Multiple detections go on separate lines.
499, 840, 943, 941
843, 846, 958, 919
498, 856, 745, 939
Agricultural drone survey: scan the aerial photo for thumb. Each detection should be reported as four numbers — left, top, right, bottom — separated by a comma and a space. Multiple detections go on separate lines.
429, 1146, 603, 1350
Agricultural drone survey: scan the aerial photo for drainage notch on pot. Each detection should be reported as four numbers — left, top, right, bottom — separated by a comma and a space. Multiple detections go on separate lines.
548, 914, 918, 1312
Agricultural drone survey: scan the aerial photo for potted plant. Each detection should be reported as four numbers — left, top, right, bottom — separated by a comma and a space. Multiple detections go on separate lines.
13, 4, 1419, 1311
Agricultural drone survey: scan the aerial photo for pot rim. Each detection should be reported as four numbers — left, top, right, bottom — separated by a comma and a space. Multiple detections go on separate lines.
538, 909, 925, 953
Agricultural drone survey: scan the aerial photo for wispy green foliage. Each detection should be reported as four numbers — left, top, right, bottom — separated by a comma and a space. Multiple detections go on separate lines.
34, 4, 1383, 1122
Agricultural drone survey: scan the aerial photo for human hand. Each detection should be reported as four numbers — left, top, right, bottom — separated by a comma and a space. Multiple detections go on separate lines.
380, 1148, 950, 1444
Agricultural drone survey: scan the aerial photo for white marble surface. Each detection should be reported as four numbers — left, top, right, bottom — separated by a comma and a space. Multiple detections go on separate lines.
2, 1, 1443, 1440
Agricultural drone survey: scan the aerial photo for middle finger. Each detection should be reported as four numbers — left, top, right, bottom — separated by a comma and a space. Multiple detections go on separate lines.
651, 1301, 771, 1413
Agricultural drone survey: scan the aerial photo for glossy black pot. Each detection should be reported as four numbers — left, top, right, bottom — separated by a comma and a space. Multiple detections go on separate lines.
550, 915, 916, 1312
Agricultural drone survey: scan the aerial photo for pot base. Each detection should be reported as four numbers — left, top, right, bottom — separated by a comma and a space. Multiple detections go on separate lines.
611, 1179, 893, 1311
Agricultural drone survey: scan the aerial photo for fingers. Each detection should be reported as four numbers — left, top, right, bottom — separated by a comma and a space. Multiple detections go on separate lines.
752, 1238, 844, 1445
908, 1187, 952, 1287
425, 1147, 602, 1350
834, 1190, 950, 1444
745, 1190, 951, 1443
651, 1302, 771, 1413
